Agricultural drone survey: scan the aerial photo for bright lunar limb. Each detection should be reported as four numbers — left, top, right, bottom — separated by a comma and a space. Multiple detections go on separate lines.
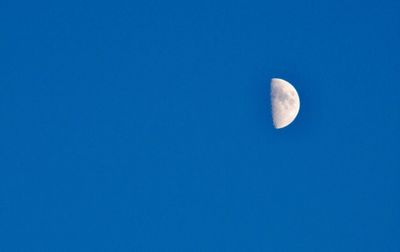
271, 78, 300, 129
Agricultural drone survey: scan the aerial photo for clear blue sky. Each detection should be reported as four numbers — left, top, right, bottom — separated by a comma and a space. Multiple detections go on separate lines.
1, 0, 399, 251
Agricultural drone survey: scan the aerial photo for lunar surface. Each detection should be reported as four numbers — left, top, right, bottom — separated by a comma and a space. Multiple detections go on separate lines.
271, 78, 300, 129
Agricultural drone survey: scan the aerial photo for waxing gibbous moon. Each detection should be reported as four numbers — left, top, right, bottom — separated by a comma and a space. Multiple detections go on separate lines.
271, 78, 300, 129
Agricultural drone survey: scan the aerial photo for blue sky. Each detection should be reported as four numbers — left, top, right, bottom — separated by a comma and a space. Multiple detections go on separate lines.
1, 0, 399, 251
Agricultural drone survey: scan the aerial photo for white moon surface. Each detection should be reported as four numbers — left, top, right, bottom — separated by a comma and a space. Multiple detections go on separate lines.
271, 78, 300, 129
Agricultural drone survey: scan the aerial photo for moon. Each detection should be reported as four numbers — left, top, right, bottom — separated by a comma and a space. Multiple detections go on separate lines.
271, 78, 300, 129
